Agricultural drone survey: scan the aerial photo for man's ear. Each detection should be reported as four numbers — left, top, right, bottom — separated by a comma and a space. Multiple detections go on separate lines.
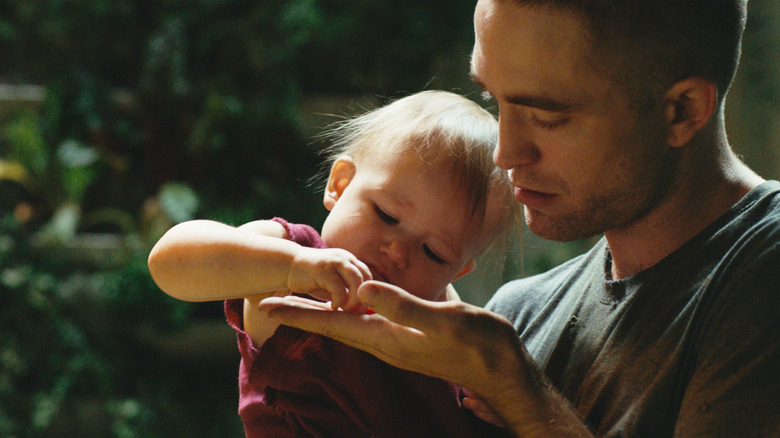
323, 156, 356, 211
453, 259, 477, 281
664, 77, 718, 148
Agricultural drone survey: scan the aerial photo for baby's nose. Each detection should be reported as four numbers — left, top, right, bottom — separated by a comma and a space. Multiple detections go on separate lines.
380, 240, 407, 269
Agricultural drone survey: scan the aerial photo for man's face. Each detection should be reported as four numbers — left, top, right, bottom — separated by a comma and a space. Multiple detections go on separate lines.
471, 0, 676, 242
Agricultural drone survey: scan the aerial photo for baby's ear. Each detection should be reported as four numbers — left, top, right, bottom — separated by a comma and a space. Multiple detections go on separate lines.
323, 156, 356, 211
453, 259, 477, 281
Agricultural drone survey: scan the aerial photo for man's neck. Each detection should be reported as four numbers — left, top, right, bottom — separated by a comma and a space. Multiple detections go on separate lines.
605, 152, 763, 280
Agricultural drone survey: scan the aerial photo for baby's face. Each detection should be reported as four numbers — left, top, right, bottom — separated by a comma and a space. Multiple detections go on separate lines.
321, 152, 506, 301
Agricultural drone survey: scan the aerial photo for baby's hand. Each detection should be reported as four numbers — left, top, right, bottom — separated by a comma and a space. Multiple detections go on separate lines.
462, 389, 505, 427
287, 247, 372, 310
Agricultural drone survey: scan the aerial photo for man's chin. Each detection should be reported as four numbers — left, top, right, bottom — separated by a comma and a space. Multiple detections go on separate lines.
525, 210, 603, 243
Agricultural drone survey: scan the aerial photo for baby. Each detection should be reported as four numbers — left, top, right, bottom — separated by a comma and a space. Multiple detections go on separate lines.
148, 90, 517, 437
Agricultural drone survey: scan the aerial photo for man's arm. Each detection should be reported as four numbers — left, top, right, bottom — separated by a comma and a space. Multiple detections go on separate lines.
259, 281, 593, 437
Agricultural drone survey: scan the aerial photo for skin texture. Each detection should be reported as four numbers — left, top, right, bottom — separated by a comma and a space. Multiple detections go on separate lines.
259, 1, 765, 436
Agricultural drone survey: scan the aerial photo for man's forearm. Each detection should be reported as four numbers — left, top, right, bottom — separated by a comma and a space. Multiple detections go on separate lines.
478, 338, 593, 438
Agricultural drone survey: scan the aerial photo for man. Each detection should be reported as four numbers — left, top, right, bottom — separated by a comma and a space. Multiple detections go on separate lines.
260, 0, 780, 436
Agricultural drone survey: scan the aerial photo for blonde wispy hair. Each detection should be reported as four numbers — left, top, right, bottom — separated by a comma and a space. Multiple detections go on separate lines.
317, 90, 521, 254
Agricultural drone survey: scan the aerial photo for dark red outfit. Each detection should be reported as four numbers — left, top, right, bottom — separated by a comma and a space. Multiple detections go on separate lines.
225, 218, 508, 438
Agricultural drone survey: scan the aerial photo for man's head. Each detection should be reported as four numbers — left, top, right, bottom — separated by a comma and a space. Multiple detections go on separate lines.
506, 0, 747, 113
470, 0, 742, 242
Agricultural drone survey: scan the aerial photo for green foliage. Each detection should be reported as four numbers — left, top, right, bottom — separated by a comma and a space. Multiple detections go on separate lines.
0, 0, 775, 436
0, 1, 485, 436
0, 208, 243, 436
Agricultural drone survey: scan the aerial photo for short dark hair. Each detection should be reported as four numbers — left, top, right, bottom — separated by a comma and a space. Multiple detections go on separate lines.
512, 0, 748, 111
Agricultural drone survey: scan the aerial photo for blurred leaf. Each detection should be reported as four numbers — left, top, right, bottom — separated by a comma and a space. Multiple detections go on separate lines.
0, 158, 40, 195
158, 182, 199, 224
57, 139, 98, 168
37, 203, 81, 243
56, 139, 100, 202
2, 111, 48, 176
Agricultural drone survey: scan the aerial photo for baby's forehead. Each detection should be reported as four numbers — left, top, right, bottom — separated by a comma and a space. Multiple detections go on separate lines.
357, 134, 513, 228
378, 145, 509, 213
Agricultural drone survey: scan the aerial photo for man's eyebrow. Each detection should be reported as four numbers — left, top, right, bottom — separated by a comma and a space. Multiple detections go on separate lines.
506, 94, 578, 112
469, 72, 578, 112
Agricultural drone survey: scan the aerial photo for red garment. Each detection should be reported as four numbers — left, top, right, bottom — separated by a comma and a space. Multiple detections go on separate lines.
225, 218, 509, 437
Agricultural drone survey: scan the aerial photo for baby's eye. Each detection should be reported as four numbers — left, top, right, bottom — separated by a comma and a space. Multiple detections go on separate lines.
423, 244, 446, 264
374, 205, 399, 225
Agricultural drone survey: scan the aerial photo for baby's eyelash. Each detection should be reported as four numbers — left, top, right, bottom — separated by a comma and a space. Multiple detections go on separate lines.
374, 205, 398, 225
423, 244, 446, 264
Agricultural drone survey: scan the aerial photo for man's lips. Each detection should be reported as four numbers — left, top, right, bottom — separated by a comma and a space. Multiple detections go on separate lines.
513, 186, 557, 209
507, 169, 558, 209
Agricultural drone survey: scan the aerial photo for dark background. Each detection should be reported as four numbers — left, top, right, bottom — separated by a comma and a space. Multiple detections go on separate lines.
1, 1, 777, 436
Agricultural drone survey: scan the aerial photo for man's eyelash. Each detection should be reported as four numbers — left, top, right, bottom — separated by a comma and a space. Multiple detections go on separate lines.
531, 115, 569, 129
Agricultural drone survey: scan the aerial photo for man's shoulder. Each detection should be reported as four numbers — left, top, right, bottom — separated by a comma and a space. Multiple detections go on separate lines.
722, 180, 780, 247
739, 180, 780, 219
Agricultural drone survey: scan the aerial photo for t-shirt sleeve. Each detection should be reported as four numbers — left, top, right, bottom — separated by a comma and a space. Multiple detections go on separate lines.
223, 216, 328, 359
675, 238, 780, 437
272, 217, 328, 249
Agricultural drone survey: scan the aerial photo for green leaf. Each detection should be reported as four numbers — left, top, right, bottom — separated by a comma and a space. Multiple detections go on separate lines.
158, 182, 200, 224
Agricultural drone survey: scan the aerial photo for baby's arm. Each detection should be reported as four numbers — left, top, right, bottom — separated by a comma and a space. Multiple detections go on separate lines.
148, 219, 371, 305
149, 219, 372, 345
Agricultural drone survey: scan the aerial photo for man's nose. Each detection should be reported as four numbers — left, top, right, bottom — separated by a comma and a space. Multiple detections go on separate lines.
493, 108, 541, 170
379, 240, 407, 269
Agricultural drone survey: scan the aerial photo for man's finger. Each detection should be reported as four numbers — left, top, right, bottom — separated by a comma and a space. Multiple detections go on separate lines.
261, 295, 331, 311
356, 280, 447, 332
260, 295, 387, 344
259, 295, 424, 367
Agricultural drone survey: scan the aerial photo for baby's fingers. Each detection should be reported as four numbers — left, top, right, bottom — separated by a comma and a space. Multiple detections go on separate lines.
306, 264, 365, 310
305, 287, 342, 306
339, 260, 372, 311
318, 272, 349, 310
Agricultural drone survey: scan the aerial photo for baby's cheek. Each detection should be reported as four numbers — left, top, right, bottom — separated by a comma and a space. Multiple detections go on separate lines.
419, 279, 450, 302
397, 266, 450, 301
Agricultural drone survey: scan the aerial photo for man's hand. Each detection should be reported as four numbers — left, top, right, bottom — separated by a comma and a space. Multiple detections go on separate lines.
258, 280, 594, 437
462, 388, 506, 427
259, 280, 519, 394
287, 247, 372, 310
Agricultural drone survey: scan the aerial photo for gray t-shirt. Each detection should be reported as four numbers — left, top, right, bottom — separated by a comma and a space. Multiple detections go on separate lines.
487, 181, 780, 437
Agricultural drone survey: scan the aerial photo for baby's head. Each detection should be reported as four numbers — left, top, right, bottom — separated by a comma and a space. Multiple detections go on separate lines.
318, 90, 518, 301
